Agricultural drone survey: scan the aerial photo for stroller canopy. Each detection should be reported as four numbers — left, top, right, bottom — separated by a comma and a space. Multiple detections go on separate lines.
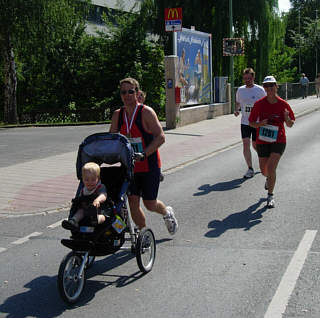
76, 133, 134, 180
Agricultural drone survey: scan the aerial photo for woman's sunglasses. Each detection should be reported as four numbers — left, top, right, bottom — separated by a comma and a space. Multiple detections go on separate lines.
120, 89, 135, 95
263, 83, 275, 88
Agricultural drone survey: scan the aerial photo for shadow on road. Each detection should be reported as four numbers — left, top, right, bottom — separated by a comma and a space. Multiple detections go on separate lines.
205, 198, 267, 238
0, 239, 169, 317
194, 176, 252, 196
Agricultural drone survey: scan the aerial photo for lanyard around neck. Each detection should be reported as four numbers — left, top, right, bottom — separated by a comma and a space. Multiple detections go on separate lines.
124, 104, 138, 135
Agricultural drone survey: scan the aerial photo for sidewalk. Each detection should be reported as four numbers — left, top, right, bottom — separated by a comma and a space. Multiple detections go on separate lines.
0, 96, 319, 217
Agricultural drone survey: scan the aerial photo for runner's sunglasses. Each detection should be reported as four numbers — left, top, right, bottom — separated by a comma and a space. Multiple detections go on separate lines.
263, 83, 275, 88
120, 89, 136, 95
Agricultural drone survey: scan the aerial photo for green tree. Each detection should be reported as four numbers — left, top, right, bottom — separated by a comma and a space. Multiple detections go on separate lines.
94, 1, 165, 115
0, 0, 89, 124
286, 0, 320, 79
149, 0, 283, 84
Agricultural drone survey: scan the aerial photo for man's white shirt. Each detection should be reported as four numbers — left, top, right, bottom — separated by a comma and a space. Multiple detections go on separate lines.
236, 84, 266, 125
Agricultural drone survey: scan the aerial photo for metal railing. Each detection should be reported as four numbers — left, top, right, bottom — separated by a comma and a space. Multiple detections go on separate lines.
234, 82, 317, 100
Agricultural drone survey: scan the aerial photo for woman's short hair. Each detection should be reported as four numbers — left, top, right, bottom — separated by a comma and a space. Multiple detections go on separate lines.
120, 77, 140, 92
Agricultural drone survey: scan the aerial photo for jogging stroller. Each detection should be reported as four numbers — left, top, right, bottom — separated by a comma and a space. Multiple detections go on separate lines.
57, 133, 156, 304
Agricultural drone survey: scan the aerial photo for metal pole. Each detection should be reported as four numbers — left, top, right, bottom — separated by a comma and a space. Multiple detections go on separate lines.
173, 30, 177, 56
229, 0, 235, 112
316, 9, 318, 77
298, 8, 301, 74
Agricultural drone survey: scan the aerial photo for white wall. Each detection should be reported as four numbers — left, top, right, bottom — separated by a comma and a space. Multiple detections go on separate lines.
91, 0, 141, 12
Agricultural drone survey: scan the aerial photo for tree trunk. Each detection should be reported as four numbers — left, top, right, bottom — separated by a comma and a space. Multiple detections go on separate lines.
2, 32, 18, 124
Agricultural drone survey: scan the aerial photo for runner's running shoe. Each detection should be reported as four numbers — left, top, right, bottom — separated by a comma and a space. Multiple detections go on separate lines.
267, 195, 275, 208
243, 168, 254, 179
163, 206, 178, 235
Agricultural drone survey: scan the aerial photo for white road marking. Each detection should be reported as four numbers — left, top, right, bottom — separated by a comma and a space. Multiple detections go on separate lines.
264, 230, 317, 318
0, 247, 7, 253
11, 232, 43, 245
47, 219, 65, 229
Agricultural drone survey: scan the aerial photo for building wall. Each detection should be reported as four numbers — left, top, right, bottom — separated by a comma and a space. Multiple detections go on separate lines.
91, 0, 141, 12
86, 0, 142, 35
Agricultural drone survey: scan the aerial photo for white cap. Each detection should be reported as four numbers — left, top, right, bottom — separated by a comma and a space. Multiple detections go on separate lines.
262, 75, 277, 84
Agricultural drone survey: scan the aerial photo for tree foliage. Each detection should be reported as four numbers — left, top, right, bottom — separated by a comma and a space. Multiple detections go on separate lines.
0, 0, 165, 123
285, 0, 320, 80
0, 0, 89, 123
148, 0, 291, 85
1, 0, 314, 124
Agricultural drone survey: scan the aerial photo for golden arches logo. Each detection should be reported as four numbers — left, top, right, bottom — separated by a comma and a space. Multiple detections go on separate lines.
167, 8, 179, 19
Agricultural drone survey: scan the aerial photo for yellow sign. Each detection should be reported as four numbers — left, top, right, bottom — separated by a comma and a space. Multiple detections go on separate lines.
167, 8, 179, 19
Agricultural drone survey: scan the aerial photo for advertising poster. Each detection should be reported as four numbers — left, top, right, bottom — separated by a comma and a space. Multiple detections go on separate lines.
223, 38, 245, 56
176, 28, 212, 105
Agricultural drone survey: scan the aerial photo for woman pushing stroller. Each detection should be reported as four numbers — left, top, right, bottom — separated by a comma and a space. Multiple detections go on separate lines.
109, 77, 178, 235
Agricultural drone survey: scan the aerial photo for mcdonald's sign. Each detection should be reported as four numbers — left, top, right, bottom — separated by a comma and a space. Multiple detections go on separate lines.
165, 8, 182, 32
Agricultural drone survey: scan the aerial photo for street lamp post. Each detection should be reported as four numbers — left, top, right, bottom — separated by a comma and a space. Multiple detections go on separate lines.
229, 0, 235, 112
298, 7, 301, 74
316, 8, 318, 77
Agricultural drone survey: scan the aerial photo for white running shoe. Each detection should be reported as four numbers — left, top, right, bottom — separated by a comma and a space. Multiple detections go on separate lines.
267, 195, 275, 208
243, 168, 254, 179
163, 206, 178, 235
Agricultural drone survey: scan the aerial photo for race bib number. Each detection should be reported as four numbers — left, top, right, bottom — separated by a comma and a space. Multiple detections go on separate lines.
244, 104, 253, 114
259, 125, 279, 143
128, 137, 143, 153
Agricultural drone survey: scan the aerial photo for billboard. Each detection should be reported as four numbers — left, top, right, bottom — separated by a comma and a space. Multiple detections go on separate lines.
223, 38, 245, 56
175, 28, 212, 105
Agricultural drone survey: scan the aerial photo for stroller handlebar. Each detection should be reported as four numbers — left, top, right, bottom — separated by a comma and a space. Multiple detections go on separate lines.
133, 152, 146, 161
133, 152, 164, 182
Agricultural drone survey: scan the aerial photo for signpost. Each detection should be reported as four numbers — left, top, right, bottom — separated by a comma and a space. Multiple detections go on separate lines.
164, 8, 182, 32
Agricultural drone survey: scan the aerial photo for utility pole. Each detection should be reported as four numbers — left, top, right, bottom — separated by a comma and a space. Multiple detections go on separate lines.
298, 8, 301, 74
316, 8, 318, 77
229, 0, 234, 112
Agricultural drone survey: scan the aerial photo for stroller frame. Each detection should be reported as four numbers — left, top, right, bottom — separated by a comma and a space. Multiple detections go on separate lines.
57, 133, 156, 304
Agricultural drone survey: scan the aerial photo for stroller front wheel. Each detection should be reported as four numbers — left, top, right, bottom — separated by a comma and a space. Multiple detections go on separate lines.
57, 252, 86, 304
86, 256, 95, 269
136, 228, 156, 273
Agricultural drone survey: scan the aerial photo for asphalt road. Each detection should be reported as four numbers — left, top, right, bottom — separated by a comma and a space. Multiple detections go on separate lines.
0, 124, 109, 168
0, 111, 320, 317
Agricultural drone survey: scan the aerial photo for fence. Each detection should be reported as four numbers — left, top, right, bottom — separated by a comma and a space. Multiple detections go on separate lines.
18, 108, 111, 125
235, 81, 317, 100
7, 81, 319, 125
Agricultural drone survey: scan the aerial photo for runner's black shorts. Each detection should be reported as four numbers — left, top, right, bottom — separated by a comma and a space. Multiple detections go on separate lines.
241, 124, 256, 141
256, 143, 286, 157
129, 168, 161, 200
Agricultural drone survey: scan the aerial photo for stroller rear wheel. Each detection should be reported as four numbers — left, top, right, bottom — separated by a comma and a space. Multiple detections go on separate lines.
136, 228, 156, 273
57, 252, 86, 304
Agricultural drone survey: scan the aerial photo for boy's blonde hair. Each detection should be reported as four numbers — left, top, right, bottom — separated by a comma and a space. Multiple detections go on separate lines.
82, 162, 100, 178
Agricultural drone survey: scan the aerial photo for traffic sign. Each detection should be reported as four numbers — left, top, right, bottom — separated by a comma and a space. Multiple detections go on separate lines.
165, 8, 182, 32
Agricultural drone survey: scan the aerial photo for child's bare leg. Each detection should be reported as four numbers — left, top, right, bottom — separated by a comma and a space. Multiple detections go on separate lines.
97, 215, 106, 224
72, 209, 84, 223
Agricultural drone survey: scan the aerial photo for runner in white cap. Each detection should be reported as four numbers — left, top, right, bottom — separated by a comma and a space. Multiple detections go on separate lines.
248, 75, 295, 208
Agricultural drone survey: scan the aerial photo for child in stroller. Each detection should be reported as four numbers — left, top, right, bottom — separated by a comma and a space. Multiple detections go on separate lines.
62, 162, 108, 231
58, 133, 156, 304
